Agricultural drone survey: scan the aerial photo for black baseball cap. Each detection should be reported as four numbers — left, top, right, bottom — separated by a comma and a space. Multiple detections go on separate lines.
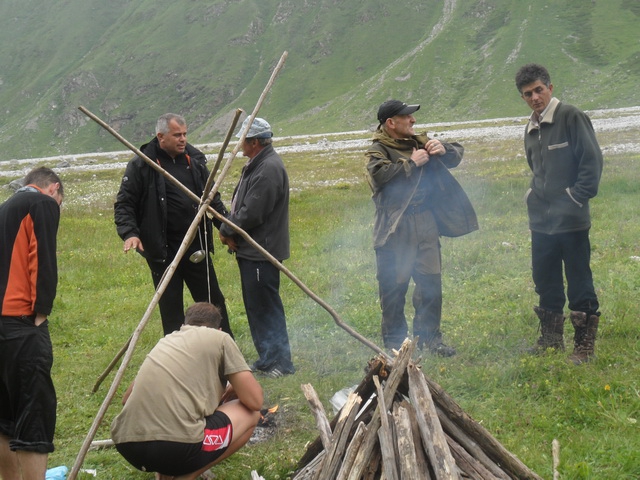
377, 100, 420, 125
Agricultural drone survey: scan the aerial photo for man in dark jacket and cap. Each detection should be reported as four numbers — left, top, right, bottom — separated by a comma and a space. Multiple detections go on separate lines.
365, 100, 478, 355
114, 113, 232, 337
219, 117, 295, 378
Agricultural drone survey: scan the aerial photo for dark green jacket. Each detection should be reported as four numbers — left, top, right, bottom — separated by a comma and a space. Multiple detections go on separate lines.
365, 129, 478, 249
524, 98, 603, 234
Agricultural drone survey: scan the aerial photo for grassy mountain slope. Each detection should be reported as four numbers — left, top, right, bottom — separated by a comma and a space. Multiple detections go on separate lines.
0, 0, 638, 159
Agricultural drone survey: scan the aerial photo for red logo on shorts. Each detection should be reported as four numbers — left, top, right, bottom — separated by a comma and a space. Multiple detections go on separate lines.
202, 425, 231, 452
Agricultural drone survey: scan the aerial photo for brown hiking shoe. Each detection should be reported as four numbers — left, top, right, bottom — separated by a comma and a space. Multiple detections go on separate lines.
528, 306, 565, 354
567, 311, 599, 365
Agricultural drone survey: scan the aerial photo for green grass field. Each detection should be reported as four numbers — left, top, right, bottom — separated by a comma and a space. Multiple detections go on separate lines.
1, 120, 638, 479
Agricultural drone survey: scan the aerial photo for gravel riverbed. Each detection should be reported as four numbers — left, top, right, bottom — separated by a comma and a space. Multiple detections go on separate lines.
1, 106, 639, 180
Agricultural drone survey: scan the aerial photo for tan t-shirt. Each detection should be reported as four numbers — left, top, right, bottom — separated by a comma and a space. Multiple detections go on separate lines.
111, 325, 249, 444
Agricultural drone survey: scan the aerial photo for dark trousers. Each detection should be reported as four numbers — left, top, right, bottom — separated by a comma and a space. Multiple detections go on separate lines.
147, 243, 231, 337
531, 229, 599, 314
237, 258, 293, 371
375, 209, 443, 348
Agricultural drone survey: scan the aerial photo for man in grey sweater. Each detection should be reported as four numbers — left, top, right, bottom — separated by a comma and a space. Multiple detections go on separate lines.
515, 63, 603, 364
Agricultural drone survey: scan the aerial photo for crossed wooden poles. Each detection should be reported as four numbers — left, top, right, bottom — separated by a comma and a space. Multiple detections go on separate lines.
68, 51, 388, 479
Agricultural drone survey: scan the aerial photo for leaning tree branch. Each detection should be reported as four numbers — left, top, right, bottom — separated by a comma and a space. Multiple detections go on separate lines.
81, 63, 387, 391
70, 49, 390, 480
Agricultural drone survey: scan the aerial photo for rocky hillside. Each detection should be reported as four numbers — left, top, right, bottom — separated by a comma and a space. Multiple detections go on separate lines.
1, 0, 638, 159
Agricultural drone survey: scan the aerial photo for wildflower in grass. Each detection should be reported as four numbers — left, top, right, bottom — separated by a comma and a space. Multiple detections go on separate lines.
604, 384, 610, 391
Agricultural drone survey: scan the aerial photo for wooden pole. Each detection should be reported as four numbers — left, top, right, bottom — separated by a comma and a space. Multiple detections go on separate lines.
90, 108, 242, 394
85, 56, 387, 393
68, 160, 228, 480
81, 107, 387, 360
373, 375, 399, 480
202, 108, 243, 199
67, 52, 289, 480
408, 364, 459, 480
301, 383, 333, 451
91, 336, 130, 393
552, 439, 560, 480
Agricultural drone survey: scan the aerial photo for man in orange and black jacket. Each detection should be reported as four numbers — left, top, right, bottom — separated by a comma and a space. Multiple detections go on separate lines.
0, 166, 63, 479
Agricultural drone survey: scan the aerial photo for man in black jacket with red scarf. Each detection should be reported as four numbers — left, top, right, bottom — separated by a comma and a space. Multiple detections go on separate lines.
115, 113, 232, 336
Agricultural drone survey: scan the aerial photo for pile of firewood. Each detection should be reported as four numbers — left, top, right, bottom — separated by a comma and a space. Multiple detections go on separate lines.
294, 341, 543, 480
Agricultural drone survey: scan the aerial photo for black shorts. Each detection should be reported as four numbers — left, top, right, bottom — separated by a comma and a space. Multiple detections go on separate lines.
0, 316, 56, 453
115, 410, 233, 476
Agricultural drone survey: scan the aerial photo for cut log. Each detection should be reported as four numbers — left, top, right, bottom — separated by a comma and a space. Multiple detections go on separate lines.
347, 341, 415, 480
317, 392, 362, 480
393, 402, 426, 480
435, 405, 510, 480
408, 364, 459, 480
297, 357, 384, 469
401, 399, 432, 480
335, 422, 367, 480
374, 376, 398, 480
362, 445, 381, 480
447, 433, 501, 480
292, 451, 325, 480
422, 376, 543, 480
301, 383, 332, 451
296, 339, 543, 480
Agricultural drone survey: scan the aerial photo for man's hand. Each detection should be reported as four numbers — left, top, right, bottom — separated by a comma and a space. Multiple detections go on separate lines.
411, 147, 430, 167
34, 314, 47, 327
219, 232, 238, 252
124, 236, 143, 253
424, 139, 446, 156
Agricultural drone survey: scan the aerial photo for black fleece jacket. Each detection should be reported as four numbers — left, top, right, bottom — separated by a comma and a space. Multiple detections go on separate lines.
114, 138, 228, 262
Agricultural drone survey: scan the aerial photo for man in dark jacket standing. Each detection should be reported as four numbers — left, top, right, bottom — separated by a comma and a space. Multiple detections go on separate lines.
0, 167, 63, 479
114, 113, 232, 337
366, 100, 478, 355
515, 64, 603, 364
219, 117, 295, 378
